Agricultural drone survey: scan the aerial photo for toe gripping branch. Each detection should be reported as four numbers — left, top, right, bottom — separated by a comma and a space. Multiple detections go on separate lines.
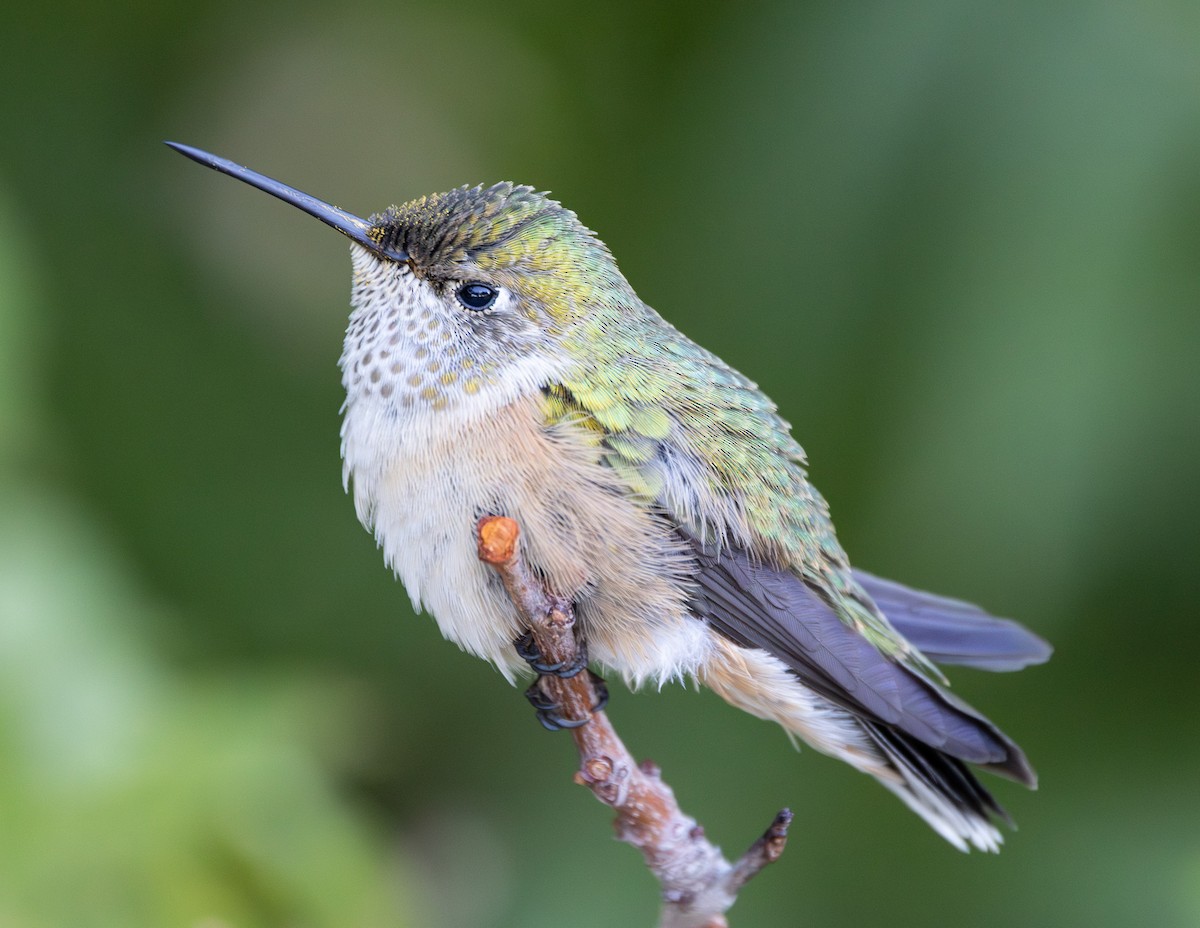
516, 631, 610, 731
476, 514, 792, 924
474, 514, 610, 735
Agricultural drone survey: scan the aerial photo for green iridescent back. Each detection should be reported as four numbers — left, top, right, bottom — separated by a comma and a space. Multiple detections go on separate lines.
547, 300, 940, 677
372, 182, 939, 677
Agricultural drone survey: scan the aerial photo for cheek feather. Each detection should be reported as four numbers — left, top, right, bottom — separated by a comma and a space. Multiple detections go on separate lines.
344, 247, 559, 414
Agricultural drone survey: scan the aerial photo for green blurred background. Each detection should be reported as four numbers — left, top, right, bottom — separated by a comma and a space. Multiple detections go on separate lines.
1, 1, 1198, 926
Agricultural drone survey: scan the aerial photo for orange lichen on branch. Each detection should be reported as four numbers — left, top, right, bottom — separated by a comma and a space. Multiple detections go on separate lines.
476, 515, 519, 565
475, 515, 790, 928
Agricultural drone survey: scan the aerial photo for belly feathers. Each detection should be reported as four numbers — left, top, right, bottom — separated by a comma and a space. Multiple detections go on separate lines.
343, 393, 710, 685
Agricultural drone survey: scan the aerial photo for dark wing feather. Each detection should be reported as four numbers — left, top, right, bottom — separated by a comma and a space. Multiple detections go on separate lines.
685, 536, 1036, 785
853, 569, 1052, 671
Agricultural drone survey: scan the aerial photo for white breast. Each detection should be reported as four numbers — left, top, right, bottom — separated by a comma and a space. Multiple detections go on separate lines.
340, 385, 714, 687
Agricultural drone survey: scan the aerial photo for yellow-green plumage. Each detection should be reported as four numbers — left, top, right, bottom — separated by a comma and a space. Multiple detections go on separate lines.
167, 145, 1051, 854
354, 182, 1046, 852
551, 296, 945, 682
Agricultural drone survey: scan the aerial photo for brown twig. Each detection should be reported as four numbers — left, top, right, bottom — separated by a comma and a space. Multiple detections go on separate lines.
477, 515, 791, 927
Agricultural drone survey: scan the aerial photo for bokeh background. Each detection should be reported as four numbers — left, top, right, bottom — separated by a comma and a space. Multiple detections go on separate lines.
2, 2, 1198, 926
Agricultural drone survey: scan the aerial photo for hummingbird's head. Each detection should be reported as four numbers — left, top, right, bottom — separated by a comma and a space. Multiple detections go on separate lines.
343, 182, 632, 415
165, 144, 635, 418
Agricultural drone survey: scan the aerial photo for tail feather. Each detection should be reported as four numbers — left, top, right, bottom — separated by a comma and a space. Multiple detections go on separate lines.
702, 638, 1024, 853
861, 719, 1010, 852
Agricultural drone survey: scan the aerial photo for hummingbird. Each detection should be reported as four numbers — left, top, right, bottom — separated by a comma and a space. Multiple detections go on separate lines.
168, 142, 1051, 852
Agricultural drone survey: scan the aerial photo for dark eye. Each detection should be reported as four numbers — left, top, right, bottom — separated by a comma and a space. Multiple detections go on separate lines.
456, 281, 498, 311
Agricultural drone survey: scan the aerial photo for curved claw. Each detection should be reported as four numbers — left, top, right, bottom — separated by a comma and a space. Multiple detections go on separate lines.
523, 671, 610, 731
537, 710, 590, 731
514, 631, 542, 664
525, 683, 589, 730
513, 631, 589, 678
524, 681, 557, 711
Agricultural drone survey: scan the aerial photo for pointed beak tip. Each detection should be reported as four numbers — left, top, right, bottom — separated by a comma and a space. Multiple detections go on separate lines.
165, 140, 410, 264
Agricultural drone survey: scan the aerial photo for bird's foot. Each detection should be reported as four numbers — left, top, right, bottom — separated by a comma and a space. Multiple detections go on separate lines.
524, 671, 610, 732
514, 630, 588, 678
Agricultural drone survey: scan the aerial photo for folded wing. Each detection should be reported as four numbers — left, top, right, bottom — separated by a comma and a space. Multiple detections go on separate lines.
853, 569, 1052, 671
685, 536, 1037, 786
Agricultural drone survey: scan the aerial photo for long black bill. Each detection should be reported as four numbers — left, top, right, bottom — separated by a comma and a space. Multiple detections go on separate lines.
165, 142, 409, 263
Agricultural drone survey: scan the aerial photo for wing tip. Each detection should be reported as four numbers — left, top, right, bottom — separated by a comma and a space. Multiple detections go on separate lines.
854, 568, 1054, 672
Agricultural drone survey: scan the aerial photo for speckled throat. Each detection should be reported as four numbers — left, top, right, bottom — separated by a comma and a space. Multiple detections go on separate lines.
340, 245, 560, 418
